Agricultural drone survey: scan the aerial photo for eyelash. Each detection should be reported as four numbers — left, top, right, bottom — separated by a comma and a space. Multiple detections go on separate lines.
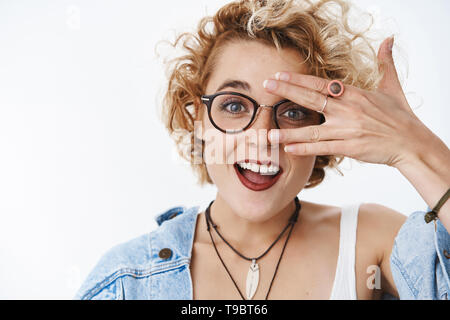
214, 93, 316, 119
219, 99, 249, 113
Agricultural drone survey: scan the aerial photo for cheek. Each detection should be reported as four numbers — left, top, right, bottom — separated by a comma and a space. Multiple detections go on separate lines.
205, 163, 230, 188
203, 134, 236, 166
287, 155, 317, 182
202, 118, 239, 166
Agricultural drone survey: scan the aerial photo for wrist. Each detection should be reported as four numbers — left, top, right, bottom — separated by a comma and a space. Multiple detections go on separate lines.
394, 127, 450, 181
392, 122, 450, 231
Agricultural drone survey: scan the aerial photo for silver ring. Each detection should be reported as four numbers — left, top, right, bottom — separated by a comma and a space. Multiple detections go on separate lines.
320, 95, 328, 113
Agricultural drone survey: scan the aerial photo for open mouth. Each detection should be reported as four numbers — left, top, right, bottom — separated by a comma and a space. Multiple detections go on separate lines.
233, 161, 283, 192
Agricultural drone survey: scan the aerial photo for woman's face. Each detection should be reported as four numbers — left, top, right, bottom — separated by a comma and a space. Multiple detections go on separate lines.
200, 40, 320, 222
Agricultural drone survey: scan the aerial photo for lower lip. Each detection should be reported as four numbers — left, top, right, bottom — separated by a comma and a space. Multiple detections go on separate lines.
233, 164, 283, 192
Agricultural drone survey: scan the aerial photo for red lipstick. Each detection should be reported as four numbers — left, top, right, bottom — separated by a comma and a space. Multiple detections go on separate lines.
233, 163, 283, 192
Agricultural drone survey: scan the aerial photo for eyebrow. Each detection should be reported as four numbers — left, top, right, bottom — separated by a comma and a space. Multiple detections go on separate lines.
216, 79, 251, 93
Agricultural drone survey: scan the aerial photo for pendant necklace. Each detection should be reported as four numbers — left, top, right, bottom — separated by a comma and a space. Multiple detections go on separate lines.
204, 197, 301, 300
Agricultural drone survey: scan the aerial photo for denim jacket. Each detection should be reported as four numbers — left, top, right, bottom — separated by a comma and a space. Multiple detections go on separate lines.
390, 207, 450, 299
74, 205, 450, 300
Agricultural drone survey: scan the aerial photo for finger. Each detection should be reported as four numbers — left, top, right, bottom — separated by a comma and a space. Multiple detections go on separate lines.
263, 79, 337, 113
284, 140, 351, 157
376, 36, 407, 103
273, 71, 363, 97
269, 126, 355, 144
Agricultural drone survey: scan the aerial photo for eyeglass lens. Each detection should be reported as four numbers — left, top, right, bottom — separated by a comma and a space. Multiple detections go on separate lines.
209, 93, 322, 132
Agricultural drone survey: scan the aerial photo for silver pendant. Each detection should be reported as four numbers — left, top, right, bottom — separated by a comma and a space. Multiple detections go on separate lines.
246, 259, 259, 300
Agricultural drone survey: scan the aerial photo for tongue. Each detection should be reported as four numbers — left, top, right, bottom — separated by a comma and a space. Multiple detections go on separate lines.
241, 169, 276, 184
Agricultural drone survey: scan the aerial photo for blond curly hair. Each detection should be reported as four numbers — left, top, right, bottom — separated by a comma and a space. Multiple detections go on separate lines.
160, 0, 387, 187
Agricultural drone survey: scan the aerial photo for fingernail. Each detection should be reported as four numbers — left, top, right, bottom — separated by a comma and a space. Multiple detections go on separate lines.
275, 72, 290, 82
269, 130, 281, 143
284, 145, 294, 153
263, 79, 277, 91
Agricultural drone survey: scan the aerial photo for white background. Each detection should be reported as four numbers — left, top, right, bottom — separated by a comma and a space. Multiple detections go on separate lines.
0, 0, 448, 299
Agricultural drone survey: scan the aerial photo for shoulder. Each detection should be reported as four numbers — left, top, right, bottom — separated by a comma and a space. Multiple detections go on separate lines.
357, 203, 407, 239
300, 200, 407, 234
390, 208, 438, 260
355, 205, 450, 299
73, 233, 152, 300
356, 203, 407, 262
354, 203, 408, 298
74, 204, 200, 300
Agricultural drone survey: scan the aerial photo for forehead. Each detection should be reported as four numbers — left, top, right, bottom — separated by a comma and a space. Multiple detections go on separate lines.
206, 40, 309, 94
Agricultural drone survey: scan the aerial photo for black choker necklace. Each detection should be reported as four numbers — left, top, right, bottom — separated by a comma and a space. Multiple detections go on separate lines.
204, 197, 301, 300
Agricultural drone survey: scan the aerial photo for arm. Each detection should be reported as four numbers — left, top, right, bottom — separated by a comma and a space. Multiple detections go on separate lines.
378, 123, 450, 299
358, 203, 407, 298
262, 36, 450, 299
393, 121, 450, 232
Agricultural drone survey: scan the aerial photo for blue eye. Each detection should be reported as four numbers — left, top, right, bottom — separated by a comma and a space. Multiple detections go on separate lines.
218, 98, 250, 115
279, 107, 307, 121
282, 109, 306, 120
223, 102, 245, 113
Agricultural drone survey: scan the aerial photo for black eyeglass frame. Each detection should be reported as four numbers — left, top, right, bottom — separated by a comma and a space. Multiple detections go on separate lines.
200, 91, 325, 134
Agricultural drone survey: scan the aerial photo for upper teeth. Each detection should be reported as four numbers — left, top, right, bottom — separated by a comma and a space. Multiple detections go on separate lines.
238, 162, 280, 175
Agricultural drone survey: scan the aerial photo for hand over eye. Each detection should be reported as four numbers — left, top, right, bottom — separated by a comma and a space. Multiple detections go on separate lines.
264, 37, 427, 169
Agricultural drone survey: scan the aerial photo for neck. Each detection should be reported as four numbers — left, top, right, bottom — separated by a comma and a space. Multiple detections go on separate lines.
206, 193, 299, 252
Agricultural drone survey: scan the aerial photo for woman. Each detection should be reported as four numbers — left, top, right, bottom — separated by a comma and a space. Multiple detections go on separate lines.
75, 0, 450, 300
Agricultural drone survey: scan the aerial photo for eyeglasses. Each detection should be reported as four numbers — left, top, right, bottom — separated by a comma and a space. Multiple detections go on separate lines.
201, 91, 325, 134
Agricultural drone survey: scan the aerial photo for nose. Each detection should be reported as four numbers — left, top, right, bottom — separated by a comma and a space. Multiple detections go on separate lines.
251, 106, 277, 131
247, 106, 277, 149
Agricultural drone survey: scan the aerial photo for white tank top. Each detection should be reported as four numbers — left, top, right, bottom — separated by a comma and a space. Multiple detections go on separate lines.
329, 203, 361, 300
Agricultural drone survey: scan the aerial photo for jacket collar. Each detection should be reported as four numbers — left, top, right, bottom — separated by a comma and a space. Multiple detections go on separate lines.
151, 205, 201, 268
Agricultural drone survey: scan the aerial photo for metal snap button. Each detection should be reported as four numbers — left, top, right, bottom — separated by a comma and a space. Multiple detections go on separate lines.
158, 248, 172, 260
169, 212, 178, 219
444, 249, 450, 259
